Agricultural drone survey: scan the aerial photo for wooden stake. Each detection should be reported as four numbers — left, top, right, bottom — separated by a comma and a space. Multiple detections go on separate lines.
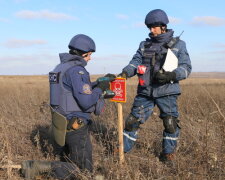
0, 164, 21, 169
117, 102, 124, 164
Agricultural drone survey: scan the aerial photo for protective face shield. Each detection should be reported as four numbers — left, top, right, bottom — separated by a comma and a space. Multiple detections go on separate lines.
68, 34, 96, 53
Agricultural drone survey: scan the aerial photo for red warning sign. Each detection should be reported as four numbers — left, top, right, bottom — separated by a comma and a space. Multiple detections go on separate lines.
110, 78, 126, 103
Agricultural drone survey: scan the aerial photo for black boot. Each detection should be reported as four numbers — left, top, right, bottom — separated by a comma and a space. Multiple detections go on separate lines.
21, 160, 52, 179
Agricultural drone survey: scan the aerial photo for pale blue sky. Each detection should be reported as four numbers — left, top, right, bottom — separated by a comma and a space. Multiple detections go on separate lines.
0, 0, 225, 75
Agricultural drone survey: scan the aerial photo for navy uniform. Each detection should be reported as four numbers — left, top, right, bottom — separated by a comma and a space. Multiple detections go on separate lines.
50, 53, 101, 174
21, 34, 114, 179
119, 9, 192, 162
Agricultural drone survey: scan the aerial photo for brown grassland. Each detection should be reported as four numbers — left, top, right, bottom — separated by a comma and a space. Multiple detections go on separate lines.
0, 73, 225, 179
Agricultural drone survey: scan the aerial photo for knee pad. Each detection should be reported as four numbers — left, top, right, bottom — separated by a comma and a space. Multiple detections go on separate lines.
125, 114, 140, 132
162, 116, 179, 134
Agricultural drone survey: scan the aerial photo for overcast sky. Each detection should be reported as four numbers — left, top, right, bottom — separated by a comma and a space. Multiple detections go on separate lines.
1, 0, 225, 75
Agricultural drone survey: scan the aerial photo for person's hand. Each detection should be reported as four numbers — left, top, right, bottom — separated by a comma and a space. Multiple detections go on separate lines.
96, 81, 110, 91
155, 71, 176, 84
97, 73, 116, 83
117, 71, 128, 79
102, 90, 115, 99
104, 73, 116, 81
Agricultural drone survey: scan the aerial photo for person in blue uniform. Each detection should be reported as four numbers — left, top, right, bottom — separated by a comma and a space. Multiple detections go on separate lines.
21, 34, 115, 179
118, 9, 192, 163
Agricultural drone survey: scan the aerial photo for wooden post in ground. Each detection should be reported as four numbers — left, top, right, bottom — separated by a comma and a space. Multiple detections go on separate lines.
117, 102, 124, 164
110, 77, 126, 164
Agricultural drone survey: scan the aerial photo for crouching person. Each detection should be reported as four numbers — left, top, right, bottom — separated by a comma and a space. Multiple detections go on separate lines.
21, 34, 115, 179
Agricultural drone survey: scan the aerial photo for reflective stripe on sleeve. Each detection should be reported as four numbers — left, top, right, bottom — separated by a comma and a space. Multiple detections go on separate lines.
129, 64, 136, 68
123, 132, 137, 142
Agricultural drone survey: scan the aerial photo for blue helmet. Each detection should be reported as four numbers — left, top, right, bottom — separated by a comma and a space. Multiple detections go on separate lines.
68, 34, 96, 52
145, 9, 169, 27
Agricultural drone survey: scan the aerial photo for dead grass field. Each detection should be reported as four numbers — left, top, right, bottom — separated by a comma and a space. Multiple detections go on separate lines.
0, 73, 224, 179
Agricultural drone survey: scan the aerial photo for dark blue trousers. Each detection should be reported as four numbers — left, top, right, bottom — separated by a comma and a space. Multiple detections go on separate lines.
52, 125, 92, 179
123, 94, 180, 154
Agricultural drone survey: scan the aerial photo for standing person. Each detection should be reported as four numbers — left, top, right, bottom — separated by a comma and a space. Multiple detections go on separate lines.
21, 34, 115, 179
118, 9, 192, 163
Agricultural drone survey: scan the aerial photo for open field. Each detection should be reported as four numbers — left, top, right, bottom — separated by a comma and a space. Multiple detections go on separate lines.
0, 73, 225, 179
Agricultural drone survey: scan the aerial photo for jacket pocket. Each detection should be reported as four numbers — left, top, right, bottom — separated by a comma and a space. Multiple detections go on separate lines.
152, 83, 181, 98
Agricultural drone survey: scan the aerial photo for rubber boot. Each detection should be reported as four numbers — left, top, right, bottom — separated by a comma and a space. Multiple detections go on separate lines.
21, 160, 52, 180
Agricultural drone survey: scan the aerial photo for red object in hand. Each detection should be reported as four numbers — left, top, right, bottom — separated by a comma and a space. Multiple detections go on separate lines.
137, 65, 147, 74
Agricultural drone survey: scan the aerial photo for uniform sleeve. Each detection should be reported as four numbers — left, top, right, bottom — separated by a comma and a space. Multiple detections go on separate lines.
122, 41, 145, 77
173, 40, 192, 81
66, 67, 102, 111
91, 81, 98, 88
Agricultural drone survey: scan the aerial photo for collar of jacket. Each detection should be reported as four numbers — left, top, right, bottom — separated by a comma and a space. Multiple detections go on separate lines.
59, 53, 87, 67
149, 29, 174, 44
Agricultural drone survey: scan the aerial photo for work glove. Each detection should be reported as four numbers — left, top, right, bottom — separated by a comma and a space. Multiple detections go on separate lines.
96, 80, 110, 91
102, 90, 116, 99
104, 73, 116, 81
97, 74, 116, 83
154, 71, 176, 84
117, 71, 128, 79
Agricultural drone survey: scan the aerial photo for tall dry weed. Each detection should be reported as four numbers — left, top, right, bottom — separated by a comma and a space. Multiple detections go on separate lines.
0, 75, 224, 179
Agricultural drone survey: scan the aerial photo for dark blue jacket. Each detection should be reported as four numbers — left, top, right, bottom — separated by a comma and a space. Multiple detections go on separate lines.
49, 53, 102, 120
123, 30, 192, 97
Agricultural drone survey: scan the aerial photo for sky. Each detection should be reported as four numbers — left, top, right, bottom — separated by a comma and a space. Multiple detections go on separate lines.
0, 0, 225, 75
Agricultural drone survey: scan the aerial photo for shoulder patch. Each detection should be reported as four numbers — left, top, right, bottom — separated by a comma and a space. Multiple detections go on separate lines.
82, 84, 92, 94
49, 72, 60, 83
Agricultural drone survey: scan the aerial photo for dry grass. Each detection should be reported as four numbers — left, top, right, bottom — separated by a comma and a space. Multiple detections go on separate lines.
0, 73, 224, 180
